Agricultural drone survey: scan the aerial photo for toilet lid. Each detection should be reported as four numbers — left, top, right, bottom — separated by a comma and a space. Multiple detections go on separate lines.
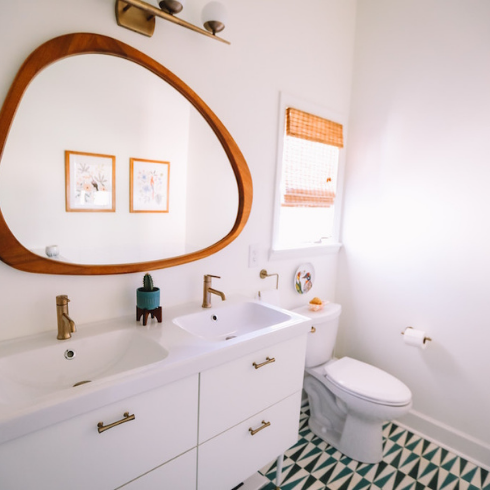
324, 357, 412, 406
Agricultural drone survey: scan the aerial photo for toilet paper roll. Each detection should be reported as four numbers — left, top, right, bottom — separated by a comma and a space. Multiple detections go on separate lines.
258, 289, 281, 307
403, 327, 430, 349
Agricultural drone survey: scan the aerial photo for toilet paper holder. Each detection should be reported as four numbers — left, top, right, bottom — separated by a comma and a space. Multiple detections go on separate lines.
401, 326, 432, 343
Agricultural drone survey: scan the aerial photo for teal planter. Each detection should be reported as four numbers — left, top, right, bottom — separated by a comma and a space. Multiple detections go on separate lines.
136, 287, 160, 310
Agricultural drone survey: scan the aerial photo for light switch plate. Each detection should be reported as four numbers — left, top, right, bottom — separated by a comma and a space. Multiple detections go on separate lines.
248, 243, 260, 268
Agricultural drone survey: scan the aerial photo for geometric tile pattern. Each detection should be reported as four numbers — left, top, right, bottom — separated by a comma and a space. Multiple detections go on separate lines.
260, 405, 489, 490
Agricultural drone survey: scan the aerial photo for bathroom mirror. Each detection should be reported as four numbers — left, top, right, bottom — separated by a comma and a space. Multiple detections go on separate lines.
0, 33, 252, 274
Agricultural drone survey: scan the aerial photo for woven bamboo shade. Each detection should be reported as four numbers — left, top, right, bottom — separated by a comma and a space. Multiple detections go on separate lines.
282, 107, 342, 208
286, 107, 344, 148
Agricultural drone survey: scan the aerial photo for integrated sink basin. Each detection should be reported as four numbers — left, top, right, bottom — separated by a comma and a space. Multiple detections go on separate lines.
0, 297, 310, 448
0, 325, 168, 405
173, 300, 292, 341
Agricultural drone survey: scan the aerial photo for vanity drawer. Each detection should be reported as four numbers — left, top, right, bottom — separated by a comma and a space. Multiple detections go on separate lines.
198, 390, 302, 490
199, 334, 307, 442
0, 374, 198, 490
117, 448, 197, 489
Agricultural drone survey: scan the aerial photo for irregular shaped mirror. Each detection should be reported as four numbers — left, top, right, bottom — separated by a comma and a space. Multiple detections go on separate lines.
0, 33, 252, 274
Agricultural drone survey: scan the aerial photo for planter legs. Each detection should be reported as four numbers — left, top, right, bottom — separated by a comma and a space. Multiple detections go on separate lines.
136, 306, 162, 325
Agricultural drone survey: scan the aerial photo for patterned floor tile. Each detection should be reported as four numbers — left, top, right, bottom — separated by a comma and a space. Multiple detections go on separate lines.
260, 405, 487, 490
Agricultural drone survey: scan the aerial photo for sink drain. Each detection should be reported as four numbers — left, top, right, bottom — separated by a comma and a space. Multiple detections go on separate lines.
73, 380, 91, 387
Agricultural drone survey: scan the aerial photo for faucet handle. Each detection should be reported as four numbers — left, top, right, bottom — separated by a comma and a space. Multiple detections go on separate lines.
204, 274, 220, 280
56, 295, 70, 305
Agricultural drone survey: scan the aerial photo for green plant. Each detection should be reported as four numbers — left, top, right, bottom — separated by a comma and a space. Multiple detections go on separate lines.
142, 273, 154, 292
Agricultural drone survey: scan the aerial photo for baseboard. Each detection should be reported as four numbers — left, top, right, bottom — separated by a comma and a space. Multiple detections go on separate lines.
398, 409, 490, 471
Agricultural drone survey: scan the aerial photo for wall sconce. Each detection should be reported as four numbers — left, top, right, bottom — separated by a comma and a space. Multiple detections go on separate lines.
115, 0, 230, 44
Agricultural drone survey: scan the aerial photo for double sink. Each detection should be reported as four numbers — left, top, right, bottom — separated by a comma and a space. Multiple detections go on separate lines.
0, 297, 309, 443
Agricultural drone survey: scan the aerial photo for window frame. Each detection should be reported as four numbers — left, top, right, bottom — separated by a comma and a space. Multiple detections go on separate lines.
270, 92, 346, 260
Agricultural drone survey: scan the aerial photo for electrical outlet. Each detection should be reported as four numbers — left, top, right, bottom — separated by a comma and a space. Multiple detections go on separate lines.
248, 243, 260, 268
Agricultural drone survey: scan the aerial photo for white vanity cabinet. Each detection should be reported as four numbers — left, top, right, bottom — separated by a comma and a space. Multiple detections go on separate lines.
0, 318, 309, 490
199, 391, 302, 490
198, 335, 307, 490
0, 374, 198, 490
118, 448, 197, 489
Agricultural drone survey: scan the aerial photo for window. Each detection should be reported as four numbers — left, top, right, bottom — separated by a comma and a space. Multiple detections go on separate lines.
272, 95, 345, 256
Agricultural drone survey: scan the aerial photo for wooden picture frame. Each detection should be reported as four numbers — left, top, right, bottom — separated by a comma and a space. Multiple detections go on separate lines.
65, 150, 116, 212
130, 158, 170, 213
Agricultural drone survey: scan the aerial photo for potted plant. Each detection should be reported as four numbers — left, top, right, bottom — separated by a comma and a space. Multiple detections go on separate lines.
136, 273, 160, 311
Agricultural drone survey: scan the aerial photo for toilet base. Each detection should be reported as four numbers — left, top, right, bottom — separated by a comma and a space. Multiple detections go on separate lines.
308, 416, 341, 452
308, 412, 384, 464
338, 414, 384, 464
304, 373, 407, 464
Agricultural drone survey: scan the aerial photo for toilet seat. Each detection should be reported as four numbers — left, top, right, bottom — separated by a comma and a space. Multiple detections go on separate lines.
324, 357, 412, 407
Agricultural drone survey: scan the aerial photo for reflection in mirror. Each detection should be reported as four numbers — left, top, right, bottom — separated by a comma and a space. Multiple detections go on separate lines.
0, 54, 238, 265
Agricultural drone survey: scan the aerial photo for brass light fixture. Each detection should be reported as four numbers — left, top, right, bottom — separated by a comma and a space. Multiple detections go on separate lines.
115, 0, 230, 44
201, 1, 227, 35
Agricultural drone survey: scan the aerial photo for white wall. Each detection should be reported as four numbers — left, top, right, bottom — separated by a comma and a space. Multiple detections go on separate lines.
337, 0, 490, 466
0, 1, 356, 340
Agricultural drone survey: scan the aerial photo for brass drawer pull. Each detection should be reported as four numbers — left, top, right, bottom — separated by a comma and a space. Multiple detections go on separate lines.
253, 357, 275, 369
310, 326, 316, 333
97, 412, 135, 434
249, 420, 271, 436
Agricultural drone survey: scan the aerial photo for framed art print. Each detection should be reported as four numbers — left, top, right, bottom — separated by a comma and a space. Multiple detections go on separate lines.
130, 158, 170, 213
65, 150, 116, 212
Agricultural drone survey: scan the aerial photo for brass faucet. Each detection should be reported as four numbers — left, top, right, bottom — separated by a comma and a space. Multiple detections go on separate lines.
56, 295, 76, 340
202, 275, 226, 308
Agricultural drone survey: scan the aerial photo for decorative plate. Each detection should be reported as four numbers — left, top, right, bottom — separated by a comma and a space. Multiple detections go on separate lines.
294, 263, 315, 294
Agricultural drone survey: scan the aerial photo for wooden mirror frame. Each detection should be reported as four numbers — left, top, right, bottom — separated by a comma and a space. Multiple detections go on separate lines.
0, 33, 252, 275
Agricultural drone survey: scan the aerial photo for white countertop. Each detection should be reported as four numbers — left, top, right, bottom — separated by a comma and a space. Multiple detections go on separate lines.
0, 295, 310, 445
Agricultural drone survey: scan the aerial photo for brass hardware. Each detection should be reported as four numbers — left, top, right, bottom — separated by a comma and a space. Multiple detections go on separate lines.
97, 412, 135, 434
401, 326, 432, 343
203, 20, 225, 35
56, 295, 76, 340
310, 326, 316, 333
116, 0, 155, 37
260, 269, 279, 289
202, 274, 226, 308
159, 0, 184, 15
115, 0, 230, 44
73, 380, 91, 387
249, 420, 271, 436
253, 357, 275, 369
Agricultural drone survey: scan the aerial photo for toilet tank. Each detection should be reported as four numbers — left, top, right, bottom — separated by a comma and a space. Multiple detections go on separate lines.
292, 303, 342, 368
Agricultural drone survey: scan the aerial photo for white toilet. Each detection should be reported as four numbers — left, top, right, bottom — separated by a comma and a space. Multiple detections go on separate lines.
294, 303, 412, 464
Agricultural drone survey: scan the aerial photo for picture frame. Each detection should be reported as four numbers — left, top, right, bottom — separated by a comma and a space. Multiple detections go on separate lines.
65, 150, 116, 212
130, 158, 170, 213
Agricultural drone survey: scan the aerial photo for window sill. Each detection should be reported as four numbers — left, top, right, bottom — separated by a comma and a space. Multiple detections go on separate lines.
269, 242, 342, 261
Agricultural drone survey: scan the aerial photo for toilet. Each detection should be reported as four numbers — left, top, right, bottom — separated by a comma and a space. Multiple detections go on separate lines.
294, 303, 412, 464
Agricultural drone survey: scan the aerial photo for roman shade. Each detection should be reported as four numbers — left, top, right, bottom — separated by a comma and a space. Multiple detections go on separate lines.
282, 108, 343, 208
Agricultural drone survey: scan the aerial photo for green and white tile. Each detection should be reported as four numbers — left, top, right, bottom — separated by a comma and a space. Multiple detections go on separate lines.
260, 405, 488, 490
